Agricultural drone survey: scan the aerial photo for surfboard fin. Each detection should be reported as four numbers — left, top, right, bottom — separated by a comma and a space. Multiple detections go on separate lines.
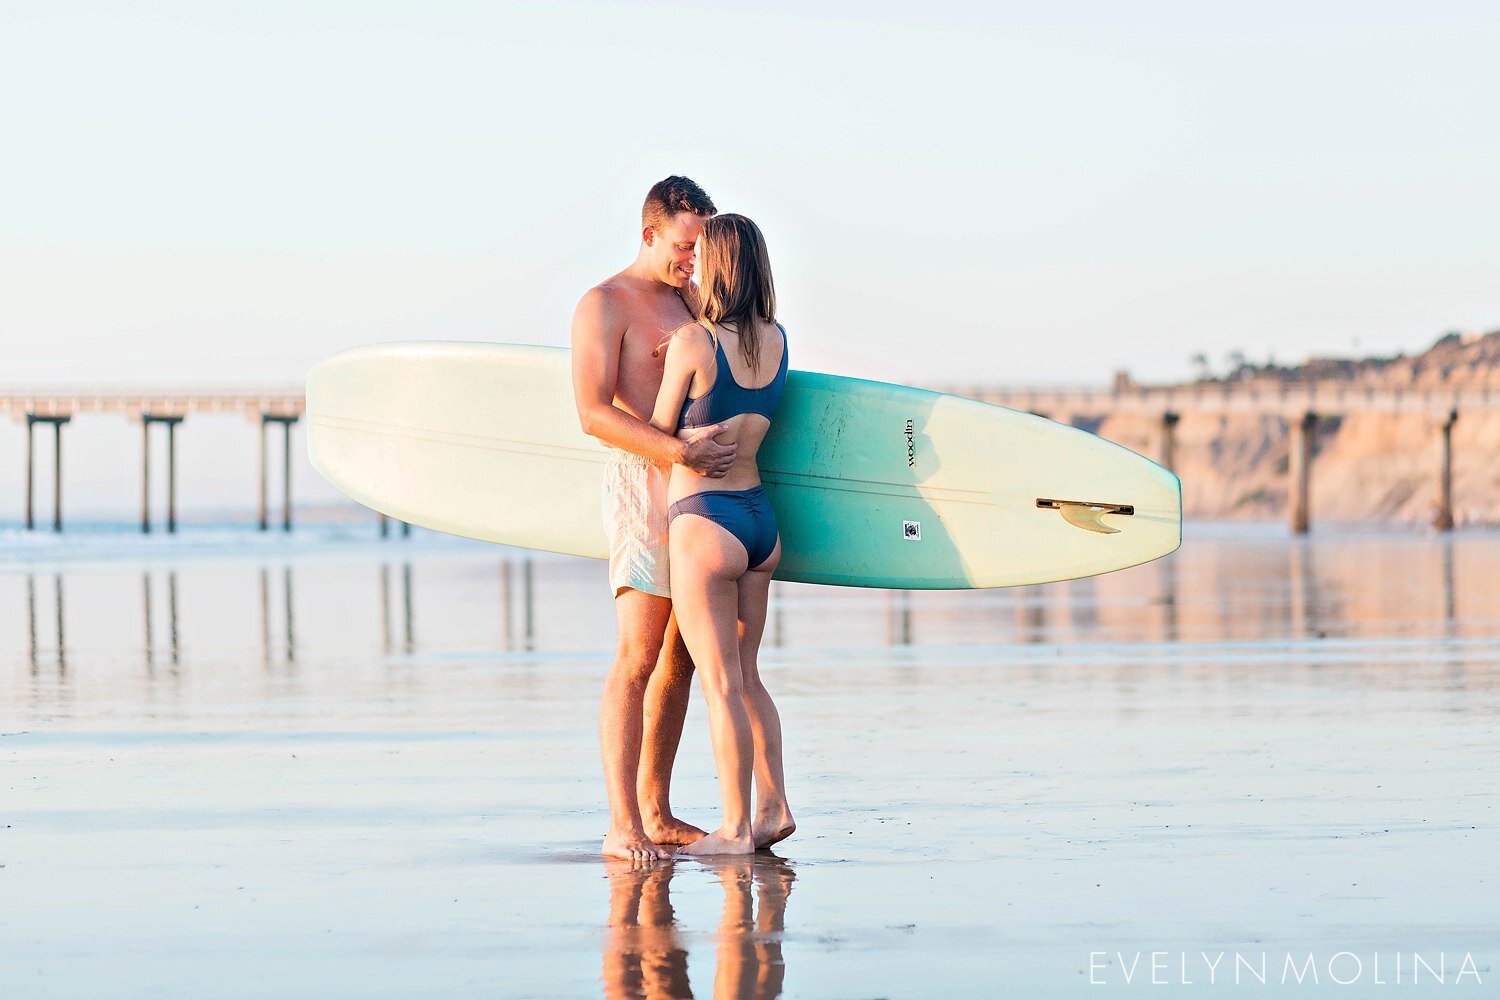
1035, 498, 1134, 534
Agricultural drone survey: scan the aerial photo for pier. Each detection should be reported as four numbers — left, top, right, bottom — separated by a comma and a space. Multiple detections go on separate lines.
5, 378, 1496, 535
4, 387, 304, 533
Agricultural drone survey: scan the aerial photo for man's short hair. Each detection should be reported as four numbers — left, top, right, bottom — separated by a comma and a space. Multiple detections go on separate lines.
642, 176, 716, 230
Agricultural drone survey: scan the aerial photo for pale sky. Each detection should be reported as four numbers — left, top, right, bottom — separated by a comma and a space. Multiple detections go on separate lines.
2, 1, 1498, 516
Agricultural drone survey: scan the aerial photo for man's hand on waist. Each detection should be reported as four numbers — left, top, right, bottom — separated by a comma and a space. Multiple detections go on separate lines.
678, 424, 736, 478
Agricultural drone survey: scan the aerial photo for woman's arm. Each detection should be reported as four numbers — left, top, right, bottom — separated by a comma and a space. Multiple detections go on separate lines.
649, 324, 712, 437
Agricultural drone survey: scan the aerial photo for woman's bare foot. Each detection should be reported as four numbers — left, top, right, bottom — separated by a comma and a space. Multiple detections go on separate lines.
602, 828, 669, 864
677, 828, 755, 856
643, 812, 708, 846
752, 810, 795, 849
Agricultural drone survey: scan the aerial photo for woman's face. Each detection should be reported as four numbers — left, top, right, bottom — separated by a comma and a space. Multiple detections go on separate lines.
694, 233, 716, 300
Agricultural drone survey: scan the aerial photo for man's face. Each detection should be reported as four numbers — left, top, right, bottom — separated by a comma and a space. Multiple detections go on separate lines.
646, 211, 708, 288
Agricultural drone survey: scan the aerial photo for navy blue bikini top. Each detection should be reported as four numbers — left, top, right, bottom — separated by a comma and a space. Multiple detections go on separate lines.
679, 322, 788, 430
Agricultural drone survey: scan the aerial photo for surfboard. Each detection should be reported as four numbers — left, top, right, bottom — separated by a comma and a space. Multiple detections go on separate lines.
306, 342, 1181, 589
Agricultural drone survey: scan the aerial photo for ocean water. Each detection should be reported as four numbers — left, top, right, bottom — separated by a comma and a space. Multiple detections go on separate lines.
1, 520, 1496, 997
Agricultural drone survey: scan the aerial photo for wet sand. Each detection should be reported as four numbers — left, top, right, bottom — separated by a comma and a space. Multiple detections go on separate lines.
2, 523, 1497, 997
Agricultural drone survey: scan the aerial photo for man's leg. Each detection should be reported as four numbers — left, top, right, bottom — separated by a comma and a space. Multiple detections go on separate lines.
639, 610, 706, 845
601, 588, 674, 862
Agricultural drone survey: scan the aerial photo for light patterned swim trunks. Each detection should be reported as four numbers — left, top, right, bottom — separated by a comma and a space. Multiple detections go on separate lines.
601, 448, 672, 599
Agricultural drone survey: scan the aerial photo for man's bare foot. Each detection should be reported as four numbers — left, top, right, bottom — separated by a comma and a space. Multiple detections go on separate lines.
644, 813, 708, 846
753, 811, 796, 849
677, 828, 754, 856
602, 829, 669, 864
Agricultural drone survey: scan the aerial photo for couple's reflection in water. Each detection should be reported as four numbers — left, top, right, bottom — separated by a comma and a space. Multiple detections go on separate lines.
602, 853, 795, 1000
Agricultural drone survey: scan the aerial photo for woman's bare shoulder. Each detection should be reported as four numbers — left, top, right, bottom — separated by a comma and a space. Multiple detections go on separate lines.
666, 320, 716, 360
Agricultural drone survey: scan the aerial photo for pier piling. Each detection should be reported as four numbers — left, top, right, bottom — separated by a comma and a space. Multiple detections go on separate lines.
1289, 411, 1317, 535
25, 416, 34, 530
257, 419, 267, 531
282, 418, 292, 532
141, 420, 150, 533
168, 419, 178, 532
24, 415, 71, 532
1434, 409, 1459, 531
1160, 411, 1181, 471
141, 415, 184, 533
258, 414, 299, 531
53, 419, 62, 530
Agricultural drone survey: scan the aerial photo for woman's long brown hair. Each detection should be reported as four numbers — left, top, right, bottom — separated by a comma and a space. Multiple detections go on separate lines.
697, 214, 777, 373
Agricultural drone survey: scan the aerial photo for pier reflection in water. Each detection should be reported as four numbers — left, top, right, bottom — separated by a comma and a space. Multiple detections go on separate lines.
257, 565, 296, 670
884, 588, 911, 646
494, 556, 535, 652
16, 557, 550, 674
25, 572, 65, 677
379, 562, 414, 656
7, 531, 1496, 714
142, 570, 180, 672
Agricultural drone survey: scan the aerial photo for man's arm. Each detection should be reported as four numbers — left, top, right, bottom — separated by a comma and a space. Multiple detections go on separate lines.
570, 288, 735, 475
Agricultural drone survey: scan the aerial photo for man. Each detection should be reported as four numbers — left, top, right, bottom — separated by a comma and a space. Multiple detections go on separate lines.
572, 176, 734, 862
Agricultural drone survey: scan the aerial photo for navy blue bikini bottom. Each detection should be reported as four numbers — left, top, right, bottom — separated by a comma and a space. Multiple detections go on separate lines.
668, 486, 779, 569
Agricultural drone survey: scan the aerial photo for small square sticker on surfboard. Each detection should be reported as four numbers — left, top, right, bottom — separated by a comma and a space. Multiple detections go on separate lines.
903, 520, 921, 541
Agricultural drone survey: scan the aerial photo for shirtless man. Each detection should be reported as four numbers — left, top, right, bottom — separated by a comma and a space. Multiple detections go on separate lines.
572, 176, 735, 862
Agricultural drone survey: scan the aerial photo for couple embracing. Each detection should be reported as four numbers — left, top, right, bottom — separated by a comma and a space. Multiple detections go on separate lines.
571, 176, 795, 861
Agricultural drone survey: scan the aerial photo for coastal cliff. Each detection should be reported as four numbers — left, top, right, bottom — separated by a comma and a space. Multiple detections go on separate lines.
1093, 331, 1500, 525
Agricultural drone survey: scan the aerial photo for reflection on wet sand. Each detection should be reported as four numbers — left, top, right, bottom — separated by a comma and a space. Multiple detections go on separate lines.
494, 556, 537, 651
1015, 584, 1045, 644
1069, 574, 1100, 634
9, 531, 1497, 712
769, 587, 784, 649
5, 528, 1499, 997
1157, 553, 1178, 642
705, 856, 793, 1000
142, 570, 180, 672
522, 557, 534, 650
1441, 535, 1456, 632
602, 862, 690, 1000
376, 555, 549, 657
603, 854, 795, 1000
1289, 540, 1320, 638
20, 554, 547, 689
380, 561, 416, 655
885, 589, 912, 646
258, 566, 297, 668
499, 559, 512, 650
26, 573, 66, 677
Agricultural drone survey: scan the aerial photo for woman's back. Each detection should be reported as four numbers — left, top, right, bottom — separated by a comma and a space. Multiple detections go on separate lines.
671, 319, 786, 497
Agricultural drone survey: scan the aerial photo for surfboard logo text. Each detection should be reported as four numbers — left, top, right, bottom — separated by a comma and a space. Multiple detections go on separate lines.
905, 420, 915, 467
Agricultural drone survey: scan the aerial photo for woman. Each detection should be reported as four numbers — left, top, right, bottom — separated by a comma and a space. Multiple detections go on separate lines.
649, 214, 795, 856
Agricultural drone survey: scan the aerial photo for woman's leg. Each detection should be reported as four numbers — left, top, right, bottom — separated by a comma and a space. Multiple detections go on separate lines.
670, 514, 756, 856
737, 540, 795, 848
